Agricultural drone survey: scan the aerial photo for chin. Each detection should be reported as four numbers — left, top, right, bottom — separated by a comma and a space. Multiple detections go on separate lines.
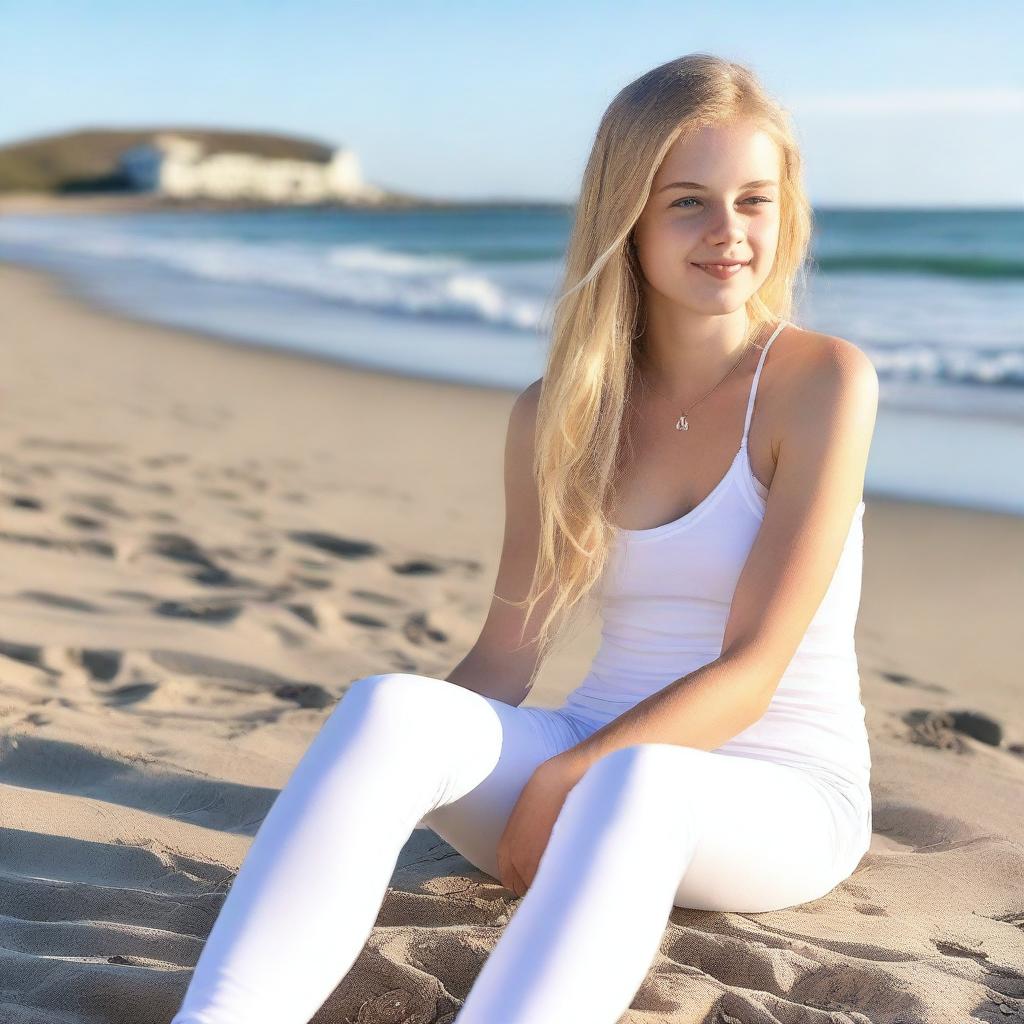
679, 295, 751, 316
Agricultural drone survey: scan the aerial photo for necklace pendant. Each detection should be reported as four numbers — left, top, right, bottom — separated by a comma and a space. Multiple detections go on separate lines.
675, 414, 688, 431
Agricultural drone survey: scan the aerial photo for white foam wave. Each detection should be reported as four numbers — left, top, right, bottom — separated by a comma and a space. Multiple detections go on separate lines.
0, 219, 547, 331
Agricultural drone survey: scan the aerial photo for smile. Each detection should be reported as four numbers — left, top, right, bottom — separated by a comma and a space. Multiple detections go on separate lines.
691, 262, 748, 280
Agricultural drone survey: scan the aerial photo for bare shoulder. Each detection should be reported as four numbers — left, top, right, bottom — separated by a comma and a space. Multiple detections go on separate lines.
502, 376, 545, 504
799, 329, 877, 410
777, 327, 878, 457
507, 376, 544, 445
772, 323, 873, 376
515, 375, 544, 411
773, 325, 876, 411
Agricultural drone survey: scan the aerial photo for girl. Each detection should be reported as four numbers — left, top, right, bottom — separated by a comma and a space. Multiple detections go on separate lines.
172, 52, 877, 1024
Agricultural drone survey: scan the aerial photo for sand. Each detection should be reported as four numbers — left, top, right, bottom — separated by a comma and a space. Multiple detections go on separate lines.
1, 259, 1022, 1022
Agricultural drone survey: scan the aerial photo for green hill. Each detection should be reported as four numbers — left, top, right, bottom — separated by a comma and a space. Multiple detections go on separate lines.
0, 126, 339, 194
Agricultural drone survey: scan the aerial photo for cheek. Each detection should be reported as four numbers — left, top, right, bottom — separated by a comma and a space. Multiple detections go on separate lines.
640, 221, 698, 267
747, 224, 780, 272
749, 216, 780, 253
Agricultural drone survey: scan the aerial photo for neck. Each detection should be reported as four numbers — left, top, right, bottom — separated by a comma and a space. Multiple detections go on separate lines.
634, 306, 756, 399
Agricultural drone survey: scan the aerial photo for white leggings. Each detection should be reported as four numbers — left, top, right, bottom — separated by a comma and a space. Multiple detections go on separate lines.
171, 672, 870, 1024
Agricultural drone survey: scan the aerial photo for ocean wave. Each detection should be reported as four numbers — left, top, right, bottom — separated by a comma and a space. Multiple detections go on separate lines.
816, 252, 1024, 280
0, 219, 550, 332
866, 343, 1024, 388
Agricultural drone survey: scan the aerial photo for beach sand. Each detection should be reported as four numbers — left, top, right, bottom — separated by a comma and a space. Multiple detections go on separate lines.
1, 259, 1022, 1022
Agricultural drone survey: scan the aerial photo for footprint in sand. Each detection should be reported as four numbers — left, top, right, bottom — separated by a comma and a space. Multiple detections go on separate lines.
285, 603, 320, 628
0, 531, 116, 559
148, 533, 240, 586
148, 649, 333, 709
67, 492, 133, 519
106, 589, 157, 602
351, 589, 403, 606
390, 556, 481, 577
6, 494, 43, 510
288, 530, 380, 561
18, 591, 102, 613
391, 559, 444, 576
0, 639, 54, 673
903, 708, 1003, 752
345, 612, 389, 629
402, 612, 448, 646
63, 513, 106, 530
76, 648, 122, 682
296, 557, 333, 570
153, 599, 242, 624
879, 669, 948, 694
851, 903, 889, 916
62, 646, 156, 708
292, 574, 332, 591
78, 464, 175, 495
105, 682, 159, 706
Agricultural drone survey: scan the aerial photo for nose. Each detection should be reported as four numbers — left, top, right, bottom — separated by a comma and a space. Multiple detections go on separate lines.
703, 203, 747, 246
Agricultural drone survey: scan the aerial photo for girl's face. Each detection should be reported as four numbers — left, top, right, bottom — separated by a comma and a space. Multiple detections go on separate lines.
631, 119, 782, 315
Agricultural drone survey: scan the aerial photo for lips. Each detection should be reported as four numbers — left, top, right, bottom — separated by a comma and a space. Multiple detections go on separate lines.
692, 260, 749, 280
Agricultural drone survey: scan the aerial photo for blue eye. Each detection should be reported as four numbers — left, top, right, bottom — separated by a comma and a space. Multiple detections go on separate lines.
671, 196, 772, 208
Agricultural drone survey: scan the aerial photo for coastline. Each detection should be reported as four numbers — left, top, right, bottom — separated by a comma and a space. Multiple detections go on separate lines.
1, 257, 1022, 1022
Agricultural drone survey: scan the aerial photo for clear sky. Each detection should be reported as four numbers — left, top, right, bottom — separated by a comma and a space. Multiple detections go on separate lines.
2, 0, 1021, 207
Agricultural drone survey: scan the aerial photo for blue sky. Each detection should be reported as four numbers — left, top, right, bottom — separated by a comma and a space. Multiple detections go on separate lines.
2, 0, 1021, 207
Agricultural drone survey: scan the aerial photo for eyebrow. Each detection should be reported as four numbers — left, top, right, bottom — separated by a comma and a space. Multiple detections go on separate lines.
657, 178, 779, 193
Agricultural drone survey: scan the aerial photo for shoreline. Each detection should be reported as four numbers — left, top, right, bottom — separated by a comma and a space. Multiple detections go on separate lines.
0, 255, 521, 400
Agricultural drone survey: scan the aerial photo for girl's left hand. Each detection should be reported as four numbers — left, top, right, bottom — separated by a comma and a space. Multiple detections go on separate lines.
495, 756, 585, 897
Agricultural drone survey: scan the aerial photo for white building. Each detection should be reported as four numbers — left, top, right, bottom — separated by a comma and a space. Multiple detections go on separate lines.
118, 133, 387, 205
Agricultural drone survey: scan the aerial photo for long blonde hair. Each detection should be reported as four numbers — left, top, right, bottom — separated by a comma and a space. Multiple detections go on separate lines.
504, 52, 814, 684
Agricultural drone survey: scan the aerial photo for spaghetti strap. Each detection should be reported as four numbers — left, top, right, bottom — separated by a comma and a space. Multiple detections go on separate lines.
741, 319, 788, 447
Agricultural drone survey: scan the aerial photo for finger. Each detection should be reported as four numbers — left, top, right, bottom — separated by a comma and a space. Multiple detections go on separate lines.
496, 847, 511, 890
509, 862, 528, 898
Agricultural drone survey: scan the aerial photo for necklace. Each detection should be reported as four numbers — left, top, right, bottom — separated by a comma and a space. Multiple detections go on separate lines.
636, 323, 763, 432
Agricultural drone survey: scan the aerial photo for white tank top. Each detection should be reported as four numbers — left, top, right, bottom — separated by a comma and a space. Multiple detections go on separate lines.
564, 319, 871, 794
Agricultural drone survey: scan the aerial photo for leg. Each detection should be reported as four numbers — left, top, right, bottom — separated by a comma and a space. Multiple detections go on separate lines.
171, 672, 585, 1024
456, 743, 861, 1024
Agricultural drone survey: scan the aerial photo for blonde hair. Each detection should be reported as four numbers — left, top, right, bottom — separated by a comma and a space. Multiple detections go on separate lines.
504, 52, 813, 685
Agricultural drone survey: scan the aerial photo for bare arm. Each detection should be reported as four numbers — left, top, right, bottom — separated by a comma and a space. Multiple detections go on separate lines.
444, 377, 561, 706
548, 335, 879, 775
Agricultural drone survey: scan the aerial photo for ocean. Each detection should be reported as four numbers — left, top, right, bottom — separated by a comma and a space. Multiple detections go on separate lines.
1, 204, 1022, 515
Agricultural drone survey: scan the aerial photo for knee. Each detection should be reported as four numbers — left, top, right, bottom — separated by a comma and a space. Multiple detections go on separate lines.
321, 673, 504, 792
345, 671, 445, 703
337, 672, 434, 719
304, 673, 450, 760
336, 672, 481, 735
562, 744, 705, 859
575, 742, 702, 803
